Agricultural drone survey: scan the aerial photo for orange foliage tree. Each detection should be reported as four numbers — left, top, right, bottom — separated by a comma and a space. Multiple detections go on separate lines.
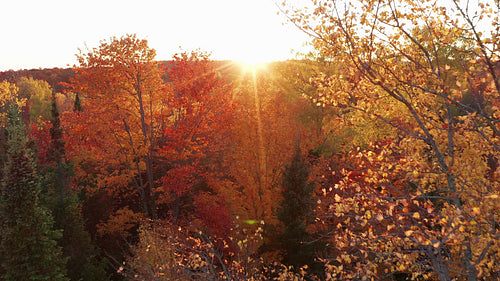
157, 51, 236, 238
229, 67, 313, 227
64, 34, 167, 221
64, 36, 238, 242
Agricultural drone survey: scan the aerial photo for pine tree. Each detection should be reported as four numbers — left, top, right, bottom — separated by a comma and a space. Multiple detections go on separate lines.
0, 105, 68, 281
277, 145, 323, 277
72, 92, 82, 112
41, 93, 108, 281
48, 91, 66, 167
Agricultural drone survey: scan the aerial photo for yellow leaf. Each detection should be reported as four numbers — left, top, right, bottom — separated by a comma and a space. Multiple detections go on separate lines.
335, 193, 341, 202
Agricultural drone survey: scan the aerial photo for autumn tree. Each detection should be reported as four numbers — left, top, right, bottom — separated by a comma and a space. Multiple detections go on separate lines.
65, 34, 167, 220
0, 81, 20, 177
65, 37, 238, 250
282, 0, 500, 279
229, 65, 313, 227
16, 76, 52, 122
122, 222, 245, 280
0, 81, 24, 128
223, 62, 331, 267
121, 220, 310, 281
158, 51, 235, 237
0, 104, 68, 281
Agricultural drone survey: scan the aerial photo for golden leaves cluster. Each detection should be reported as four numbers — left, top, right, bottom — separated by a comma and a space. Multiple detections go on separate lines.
284, 0, 500, 278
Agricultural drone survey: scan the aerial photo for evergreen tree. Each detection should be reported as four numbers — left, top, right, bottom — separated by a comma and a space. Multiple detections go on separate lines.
277, 145, 323, 277
48, 91, 66, 167
73, 92, 82, 112
0, 105, 68, 281
41, 93, 109, 281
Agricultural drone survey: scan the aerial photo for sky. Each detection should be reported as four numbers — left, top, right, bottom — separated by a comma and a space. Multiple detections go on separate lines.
0, 0, 311, 71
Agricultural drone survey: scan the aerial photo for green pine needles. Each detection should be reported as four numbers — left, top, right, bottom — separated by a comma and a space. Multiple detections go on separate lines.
0, 105, 68, 281
277, 145, 324, 278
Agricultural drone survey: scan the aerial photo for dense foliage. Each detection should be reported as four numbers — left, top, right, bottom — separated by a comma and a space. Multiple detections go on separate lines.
0, 104, 68, 281
1, 1, 500, 279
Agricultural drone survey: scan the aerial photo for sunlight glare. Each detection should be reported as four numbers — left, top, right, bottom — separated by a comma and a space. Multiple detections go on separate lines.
236, 60, 268, 75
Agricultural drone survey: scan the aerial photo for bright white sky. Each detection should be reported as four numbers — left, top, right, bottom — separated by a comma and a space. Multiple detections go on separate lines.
0, 0, 311, 71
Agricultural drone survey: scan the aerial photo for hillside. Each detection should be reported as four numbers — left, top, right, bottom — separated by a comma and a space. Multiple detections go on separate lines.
0, 60, 271, 93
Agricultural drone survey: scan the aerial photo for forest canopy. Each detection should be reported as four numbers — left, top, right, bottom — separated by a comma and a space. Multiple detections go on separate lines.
1, 0, 500, 280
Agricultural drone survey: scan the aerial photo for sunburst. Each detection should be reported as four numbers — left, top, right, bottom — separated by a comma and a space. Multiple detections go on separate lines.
235, 60, 268, 76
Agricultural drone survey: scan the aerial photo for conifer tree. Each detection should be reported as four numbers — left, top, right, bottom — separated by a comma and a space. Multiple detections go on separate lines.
72, 92, 82, 112
0, 104, 68, 281
48, 91, 66, 167
41, 93, 108, 281
277, 145, 323, 277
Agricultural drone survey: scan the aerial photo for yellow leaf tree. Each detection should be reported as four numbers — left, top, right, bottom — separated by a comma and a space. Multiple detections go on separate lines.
282, 0, 500, 279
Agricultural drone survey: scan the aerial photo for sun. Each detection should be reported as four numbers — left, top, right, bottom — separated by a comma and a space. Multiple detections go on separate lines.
238, 61, 267, 73
223, 45, 277, 75
235, 57, 269, 75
